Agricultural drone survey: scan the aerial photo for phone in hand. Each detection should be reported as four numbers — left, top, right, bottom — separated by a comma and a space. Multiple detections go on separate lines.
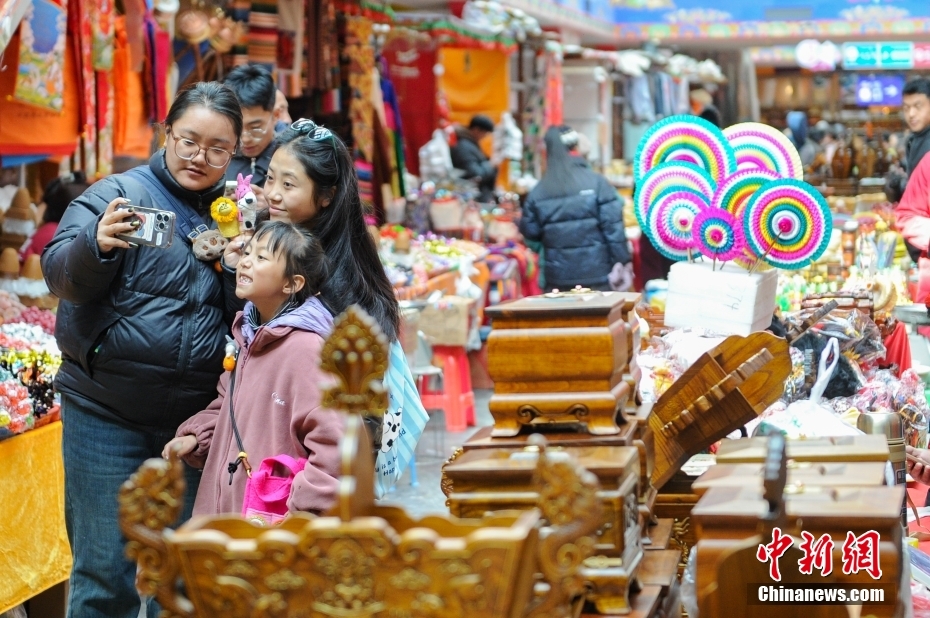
115, 205, 176, 248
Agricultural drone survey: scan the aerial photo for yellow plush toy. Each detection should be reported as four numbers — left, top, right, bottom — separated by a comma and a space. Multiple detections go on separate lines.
210, 197, 240, 238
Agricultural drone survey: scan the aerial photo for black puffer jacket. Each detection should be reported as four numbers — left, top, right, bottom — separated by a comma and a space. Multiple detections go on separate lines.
450, 128, 497, 202
43, 152, 235, 430
520, 162, 630, 290
226, 140, 276, 187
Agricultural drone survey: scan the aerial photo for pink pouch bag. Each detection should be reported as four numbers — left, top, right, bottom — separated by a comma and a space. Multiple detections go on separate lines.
242, 454, 307, 527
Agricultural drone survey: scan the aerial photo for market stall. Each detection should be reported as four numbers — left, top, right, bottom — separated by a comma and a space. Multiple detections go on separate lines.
0, 309, 66, 614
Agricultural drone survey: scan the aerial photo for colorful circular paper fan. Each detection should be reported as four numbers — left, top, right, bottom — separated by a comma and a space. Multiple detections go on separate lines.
634, 162, 716, 230
692, 208, 745, 262
645, 190, 709, 261
633, 114, 737, 185
711, 169, 780, 220
743, 179, 832, 270
722, 122, 804, 180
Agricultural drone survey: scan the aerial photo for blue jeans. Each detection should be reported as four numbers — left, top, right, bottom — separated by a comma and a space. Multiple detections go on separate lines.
61, 396, 200, 618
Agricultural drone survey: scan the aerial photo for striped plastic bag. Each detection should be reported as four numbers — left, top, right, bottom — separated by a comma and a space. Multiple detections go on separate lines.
374, 340, 429, 498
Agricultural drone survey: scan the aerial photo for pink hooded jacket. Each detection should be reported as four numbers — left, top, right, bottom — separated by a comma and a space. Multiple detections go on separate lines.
176, 297, 344, 516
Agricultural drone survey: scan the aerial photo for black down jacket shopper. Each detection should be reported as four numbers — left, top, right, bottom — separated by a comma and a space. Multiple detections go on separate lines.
42, 152, 236, 430
519, 159, 630, 290
450, 127, 498, 202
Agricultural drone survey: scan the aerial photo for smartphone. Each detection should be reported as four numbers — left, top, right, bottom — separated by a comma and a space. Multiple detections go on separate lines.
115, 205, 176, 249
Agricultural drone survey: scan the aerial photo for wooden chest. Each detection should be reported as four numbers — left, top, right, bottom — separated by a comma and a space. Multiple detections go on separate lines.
443, 445, 642, 563
461, 422, 638, 450
443, 444, 645, 615
714, 435, 890, 464
485, 291, 641, 437
692, 484, 904, 542
691, 461, 888, 496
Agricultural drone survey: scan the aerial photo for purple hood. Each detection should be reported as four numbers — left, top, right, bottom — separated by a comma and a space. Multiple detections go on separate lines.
239, 296, 334, 348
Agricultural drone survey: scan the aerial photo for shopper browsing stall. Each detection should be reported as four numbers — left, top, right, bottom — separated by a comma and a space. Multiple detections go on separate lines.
165, 221, 343, 518
519, 126, 631, 292
42, 82, 244, 618
21, 172, 90, 260
450, 115, 499, 203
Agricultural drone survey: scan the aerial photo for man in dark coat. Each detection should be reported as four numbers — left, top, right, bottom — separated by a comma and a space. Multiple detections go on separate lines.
520, 126, 630, 291
450, 115, 498, 202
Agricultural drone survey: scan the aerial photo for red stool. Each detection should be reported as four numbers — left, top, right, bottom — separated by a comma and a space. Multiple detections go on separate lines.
418, 344, 475, 432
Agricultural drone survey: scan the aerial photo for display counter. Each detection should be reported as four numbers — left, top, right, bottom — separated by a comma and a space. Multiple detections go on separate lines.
0, 422, 71, 613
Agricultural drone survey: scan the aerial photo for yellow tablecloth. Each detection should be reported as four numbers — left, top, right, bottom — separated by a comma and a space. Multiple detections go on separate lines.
0, 423, 72, 613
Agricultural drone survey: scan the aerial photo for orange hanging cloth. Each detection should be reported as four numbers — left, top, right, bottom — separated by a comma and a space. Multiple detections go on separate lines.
113, 16, 154, 159
0, 30, 80, 157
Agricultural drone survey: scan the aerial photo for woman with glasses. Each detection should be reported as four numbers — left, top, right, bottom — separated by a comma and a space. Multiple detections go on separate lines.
41, 82, 244, 618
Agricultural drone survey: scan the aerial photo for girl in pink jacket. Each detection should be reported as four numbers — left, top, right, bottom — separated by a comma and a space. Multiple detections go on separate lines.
164, 221, 344, 517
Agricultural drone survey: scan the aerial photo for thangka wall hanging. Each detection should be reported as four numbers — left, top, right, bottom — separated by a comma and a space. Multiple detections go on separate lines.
13, 0, 67, 112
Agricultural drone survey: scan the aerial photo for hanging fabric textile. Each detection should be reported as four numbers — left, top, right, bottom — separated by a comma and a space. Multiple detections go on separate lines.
277, 0, 303, 95
228, 0, 250, 67
381, 31, 437, 176
93, 0, 115, 70
439, 48, 509, 128
96, 69, 114, 176
0, 0, 32, 57
380, 71, 406, 197
248, 0, 277, 67
123, 0, 147, 70
143, 17, 171, 123
544, 51, 563, 127
346, 16, 375, 162
0, 30, 80, 159
13, 0, 67, 112
113, 16, 154, 159
628, 74, 654, 124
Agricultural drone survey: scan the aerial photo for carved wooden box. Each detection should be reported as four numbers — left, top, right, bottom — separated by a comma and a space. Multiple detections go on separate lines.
691, 461, 888, 496
692, 483, 904, 607
692, 484, 904, 543
443, 444, 644, 615
485, 291, 641, 437
714, 435, 890, 464
444, 445, 642, 562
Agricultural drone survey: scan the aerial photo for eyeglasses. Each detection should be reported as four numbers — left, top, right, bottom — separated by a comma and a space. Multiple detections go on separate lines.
242, 116, 274, 140
168, 132, 233, 168
290, 118, 335, 144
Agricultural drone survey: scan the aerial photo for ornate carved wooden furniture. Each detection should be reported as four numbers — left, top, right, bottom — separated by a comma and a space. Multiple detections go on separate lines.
118, 306, 603, 618
693, 435, 904, 617
485, 291, 641, 437
442, 444, 643, 615
646, 331, 791, 491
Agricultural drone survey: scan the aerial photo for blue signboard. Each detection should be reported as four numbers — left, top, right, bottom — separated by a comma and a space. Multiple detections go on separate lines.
843, 43, 880, 69
855, 75, 905, 107
842, 42, 913, 70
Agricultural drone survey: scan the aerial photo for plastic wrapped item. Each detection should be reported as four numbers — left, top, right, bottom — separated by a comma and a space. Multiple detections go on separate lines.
753, 339, 864, 439
809, 308, 886, 366
636, 336, 690, 403
783, 346, 806, 404
418, 130, 454, 181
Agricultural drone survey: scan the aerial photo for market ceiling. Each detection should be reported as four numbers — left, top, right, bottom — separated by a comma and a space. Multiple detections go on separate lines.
611, 0, 930, 46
